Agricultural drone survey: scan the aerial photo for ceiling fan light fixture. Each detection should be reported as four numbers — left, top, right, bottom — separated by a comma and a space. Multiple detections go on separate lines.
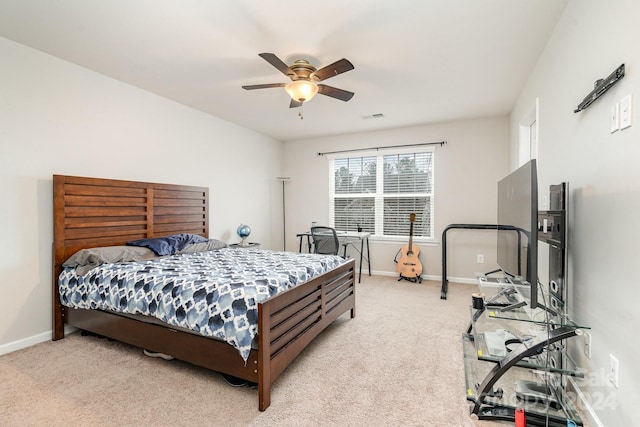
285, 80, 318, 103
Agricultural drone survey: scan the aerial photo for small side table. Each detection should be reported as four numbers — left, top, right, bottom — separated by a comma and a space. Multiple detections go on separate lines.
228, 242, 261, 250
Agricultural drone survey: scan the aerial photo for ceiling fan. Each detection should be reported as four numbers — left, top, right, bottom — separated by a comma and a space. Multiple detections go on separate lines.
242, 53, 355, 108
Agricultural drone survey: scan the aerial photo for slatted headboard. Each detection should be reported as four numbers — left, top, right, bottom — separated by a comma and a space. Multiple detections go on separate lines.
52, 174, 208, 339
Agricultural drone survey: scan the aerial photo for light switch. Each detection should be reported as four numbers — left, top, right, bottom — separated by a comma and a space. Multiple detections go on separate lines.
620, 94, 633, 130
610, 102, 619, 133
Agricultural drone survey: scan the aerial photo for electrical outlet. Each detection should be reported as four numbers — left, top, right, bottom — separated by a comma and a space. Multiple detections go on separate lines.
609, 354, 619, 388
620, 94, 633, 130
584, 332, 591, 358
476, 254, 484, 264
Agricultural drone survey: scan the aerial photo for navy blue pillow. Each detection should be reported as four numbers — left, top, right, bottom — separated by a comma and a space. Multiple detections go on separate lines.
127, 233, 208, 256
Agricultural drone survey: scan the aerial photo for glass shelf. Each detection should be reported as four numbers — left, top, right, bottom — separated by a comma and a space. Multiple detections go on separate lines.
476, 275, 590, 330
483, 306, 590, 330
462, 335, 585, 425
468, 306, 586, 377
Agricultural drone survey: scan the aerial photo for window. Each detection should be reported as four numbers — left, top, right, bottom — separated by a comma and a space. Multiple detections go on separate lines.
329, 149, 434, 239
519, 98, 539, 165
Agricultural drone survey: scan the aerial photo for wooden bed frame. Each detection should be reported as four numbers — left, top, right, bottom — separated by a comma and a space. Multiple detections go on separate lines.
52, 174, 356, 411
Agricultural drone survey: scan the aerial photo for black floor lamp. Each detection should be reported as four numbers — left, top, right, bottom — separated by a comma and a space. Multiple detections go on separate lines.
276, 177, 291, 251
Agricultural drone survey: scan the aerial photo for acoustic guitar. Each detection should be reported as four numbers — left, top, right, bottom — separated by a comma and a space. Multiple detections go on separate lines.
396, 213, 423, 281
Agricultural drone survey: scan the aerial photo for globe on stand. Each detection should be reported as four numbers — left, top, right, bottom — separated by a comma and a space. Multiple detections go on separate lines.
237, 224, 251, 246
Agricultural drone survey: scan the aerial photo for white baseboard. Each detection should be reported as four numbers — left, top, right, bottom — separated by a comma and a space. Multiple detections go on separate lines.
0, 326, 77, 356
370, 270, 441, 282
0, 331, 51, 356
442, 276, 478, 285
368, 270, 476, 285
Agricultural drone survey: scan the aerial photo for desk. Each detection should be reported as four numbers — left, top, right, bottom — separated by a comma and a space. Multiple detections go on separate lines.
297, 231, 371, 283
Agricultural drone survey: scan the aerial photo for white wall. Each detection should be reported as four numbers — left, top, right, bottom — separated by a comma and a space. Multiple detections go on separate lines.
282, 116, 509, 282
510, 0, 639, 425
0, 37, 283, 351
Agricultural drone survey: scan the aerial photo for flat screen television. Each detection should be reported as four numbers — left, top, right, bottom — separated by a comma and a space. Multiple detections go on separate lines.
497, 159, 539, 308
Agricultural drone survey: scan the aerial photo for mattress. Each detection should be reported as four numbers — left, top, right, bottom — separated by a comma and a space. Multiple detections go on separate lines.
58, 248, 346, 361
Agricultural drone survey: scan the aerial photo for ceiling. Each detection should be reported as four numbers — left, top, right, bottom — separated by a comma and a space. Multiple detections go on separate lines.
0, 0, 567, 142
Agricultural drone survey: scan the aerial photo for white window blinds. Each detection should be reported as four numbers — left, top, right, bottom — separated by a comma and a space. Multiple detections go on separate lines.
329, 149, 434, 239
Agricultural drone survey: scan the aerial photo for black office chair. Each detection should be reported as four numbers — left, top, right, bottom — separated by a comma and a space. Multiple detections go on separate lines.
310, 226, 348, 257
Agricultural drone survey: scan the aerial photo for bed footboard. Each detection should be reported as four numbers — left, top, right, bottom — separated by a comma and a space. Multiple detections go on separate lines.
257, 258, 355, 411
52, 174, 357, 412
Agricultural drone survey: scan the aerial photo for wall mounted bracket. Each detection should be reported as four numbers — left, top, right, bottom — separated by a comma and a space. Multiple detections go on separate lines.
574, 63, 625, 113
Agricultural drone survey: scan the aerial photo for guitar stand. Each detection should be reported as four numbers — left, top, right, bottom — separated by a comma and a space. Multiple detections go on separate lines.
398, 274, 422, 284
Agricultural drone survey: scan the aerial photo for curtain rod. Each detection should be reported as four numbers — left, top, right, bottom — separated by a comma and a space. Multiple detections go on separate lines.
317, 141, 446, 156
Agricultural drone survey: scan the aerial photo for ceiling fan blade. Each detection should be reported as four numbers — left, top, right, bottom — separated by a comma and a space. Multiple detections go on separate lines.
242, 83, 286, 90
318, 84, 354, 102
258, 53, 294, 78
289, 99, 303, 108
311, 58, 354, 81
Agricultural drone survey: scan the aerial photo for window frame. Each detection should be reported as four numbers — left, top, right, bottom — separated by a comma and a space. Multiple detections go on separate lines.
328, 146, 435, 243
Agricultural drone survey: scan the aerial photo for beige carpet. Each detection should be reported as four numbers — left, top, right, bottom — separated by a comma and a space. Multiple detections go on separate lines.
0, 276, 502, 427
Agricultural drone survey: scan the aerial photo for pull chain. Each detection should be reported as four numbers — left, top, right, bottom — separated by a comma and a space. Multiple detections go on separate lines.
298, 103, 304, 120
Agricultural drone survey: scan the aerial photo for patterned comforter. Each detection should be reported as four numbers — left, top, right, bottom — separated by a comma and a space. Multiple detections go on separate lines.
58, 248, 346, 361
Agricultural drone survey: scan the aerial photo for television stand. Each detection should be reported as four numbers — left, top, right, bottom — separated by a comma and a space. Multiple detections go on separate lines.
462, 183, 589, 426
463, 296, 589, 426
498, 300, 527, 312
514, 380, 560, 409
